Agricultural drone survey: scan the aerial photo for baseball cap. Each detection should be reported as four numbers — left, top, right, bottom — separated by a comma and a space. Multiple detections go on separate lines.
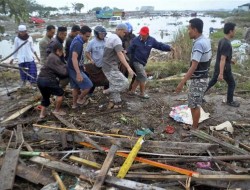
139, 26, 149, 35
18, 25, 27, 32
116, 23, 128, 31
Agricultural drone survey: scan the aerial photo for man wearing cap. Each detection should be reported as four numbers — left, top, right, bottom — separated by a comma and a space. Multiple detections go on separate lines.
102, 23, 135, 109
10, 25, 40, 88
128, 26, 174, 99
39, 25, 56, 65
65, 25, 80, 61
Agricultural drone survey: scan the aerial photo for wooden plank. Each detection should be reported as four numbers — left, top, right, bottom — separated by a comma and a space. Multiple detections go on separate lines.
0, 159, 54, 186
0, 149, 20, 190
92, 144, 119, 190
52, 113, 105, 153
105, 176, 166, 190
69, 155, 102, 169
125, 174, 250, 181
31, 156, 164, 190
190, 130, 249, 155
16, 125, 23, 146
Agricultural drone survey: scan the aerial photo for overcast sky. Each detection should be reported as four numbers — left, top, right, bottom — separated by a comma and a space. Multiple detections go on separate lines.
35, 0, 249, 11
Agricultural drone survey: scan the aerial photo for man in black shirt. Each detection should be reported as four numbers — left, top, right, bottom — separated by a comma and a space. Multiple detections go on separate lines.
205, 22, 240, 107
65, 25, 80, 61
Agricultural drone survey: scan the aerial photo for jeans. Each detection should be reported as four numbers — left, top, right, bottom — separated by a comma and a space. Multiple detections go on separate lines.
206, 65, 235, 103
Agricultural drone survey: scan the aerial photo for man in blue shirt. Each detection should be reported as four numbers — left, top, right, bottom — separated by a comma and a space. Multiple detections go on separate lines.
128, 26, 174, 99
67, 26, 93, 109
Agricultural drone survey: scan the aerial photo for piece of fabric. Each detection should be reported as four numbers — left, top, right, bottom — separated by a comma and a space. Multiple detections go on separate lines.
169, 105, 210, 125
19, 61, 37, 83
68, 68, 93, 90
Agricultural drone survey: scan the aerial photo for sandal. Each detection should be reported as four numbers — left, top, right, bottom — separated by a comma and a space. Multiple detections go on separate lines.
77, 97, 87, 105
52, 110, 66, 116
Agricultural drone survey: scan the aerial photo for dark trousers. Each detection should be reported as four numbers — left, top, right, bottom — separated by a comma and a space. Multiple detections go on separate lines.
206, 66, 235, 103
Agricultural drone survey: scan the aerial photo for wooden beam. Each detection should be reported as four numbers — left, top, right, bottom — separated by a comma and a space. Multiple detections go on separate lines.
16, 125, 24, 146
52, 113, 105, 153
0, 149, 20, 190
92, 144, 119, 190
190, 130, 249, 155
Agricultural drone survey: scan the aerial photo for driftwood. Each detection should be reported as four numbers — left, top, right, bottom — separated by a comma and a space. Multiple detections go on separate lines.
190, 130, 249, 155
52, 113, 105, 153
0, 149, 20, 190
92, 144, 119, 190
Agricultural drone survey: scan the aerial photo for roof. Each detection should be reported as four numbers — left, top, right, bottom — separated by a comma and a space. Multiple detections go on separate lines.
238, 3, 250, 7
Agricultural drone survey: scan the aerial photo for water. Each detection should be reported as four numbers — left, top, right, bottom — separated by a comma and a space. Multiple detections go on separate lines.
0, 16, 224, 59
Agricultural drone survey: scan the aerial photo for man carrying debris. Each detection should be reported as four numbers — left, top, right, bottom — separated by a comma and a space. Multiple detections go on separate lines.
37, 43, 68, 118
205, 22, 240, 107
128, 26, 174, 99
39, 25, 56, 65
85, 26, 109, 96
10, 25, 40, 88
176, 18, 212, 129
102, 23, 135, 109
65, 25, 80, 61
67, 26, 93, 109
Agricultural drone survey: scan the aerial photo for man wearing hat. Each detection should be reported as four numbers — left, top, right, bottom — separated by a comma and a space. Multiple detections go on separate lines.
10, 25, 40, 88
102, 23, 135, 109
128, 26, 174, 99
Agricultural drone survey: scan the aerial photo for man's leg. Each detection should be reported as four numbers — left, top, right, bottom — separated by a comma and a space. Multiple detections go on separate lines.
205, 72, 219, 93
72, 89, 79, 108
139, 81, 146, 96
54, 96, 63, 112
130, 79, 140, 93
28, 61, 37, 84
190, 107, 200, 129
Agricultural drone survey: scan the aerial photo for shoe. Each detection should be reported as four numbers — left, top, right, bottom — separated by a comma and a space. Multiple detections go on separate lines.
227, 101, 240, 107
139, 94, 150, 99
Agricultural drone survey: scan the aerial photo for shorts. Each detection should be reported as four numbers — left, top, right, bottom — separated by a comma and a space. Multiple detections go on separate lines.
133, 62, 147, 82
68, 68, 93, 90
188, 78, 208, 108
37, 77, 64, 107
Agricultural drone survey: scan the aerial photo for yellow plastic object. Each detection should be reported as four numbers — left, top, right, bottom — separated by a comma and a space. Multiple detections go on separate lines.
69, 155, 101, 169
117, 136, 144, 178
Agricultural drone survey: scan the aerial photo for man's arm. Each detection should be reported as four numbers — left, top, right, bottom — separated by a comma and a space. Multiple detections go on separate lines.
117, 51, 135, 76
175, 60, 199, 93
72, 51, 83, 82
218, 55, 226, 81
85, 52, 94, 64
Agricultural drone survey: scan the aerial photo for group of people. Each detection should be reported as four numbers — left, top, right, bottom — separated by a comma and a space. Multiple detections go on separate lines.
11, 17, 239, 129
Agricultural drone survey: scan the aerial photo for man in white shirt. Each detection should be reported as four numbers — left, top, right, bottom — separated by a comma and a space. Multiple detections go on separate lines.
10, 25, 40, 87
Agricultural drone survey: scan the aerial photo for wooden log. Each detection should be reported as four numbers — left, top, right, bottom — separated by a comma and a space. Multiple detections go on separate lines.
0, 149, 20, 190
16, 125, 24, 146
190, 130, 249, 155
92, 144, 119, 190
32, 156, 164, 190
52, 113, 105, 153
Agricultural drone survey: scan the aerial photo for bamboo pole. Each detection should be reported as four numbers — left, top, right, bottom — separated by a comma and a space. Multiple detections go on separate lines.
69, 155, 101, 169
51, 170, 67, 190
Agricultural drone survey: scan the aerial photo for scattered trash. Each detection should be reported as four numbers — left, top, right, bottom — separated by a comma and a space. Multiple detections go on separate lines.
165, 125, 175, 134
196, 162, 211, 169
210, 121, 234, 134
135, 128, 154, 136
169, 105, 210, 125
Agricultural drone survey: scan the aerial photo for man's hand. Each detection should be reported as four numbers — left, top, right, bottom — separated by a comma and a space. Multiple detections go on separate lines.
231, 60, 236, 65
76, 72, 83, 82
175, 82, 184, 93
218, 73, 223, 81
127, 68, 136, 77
